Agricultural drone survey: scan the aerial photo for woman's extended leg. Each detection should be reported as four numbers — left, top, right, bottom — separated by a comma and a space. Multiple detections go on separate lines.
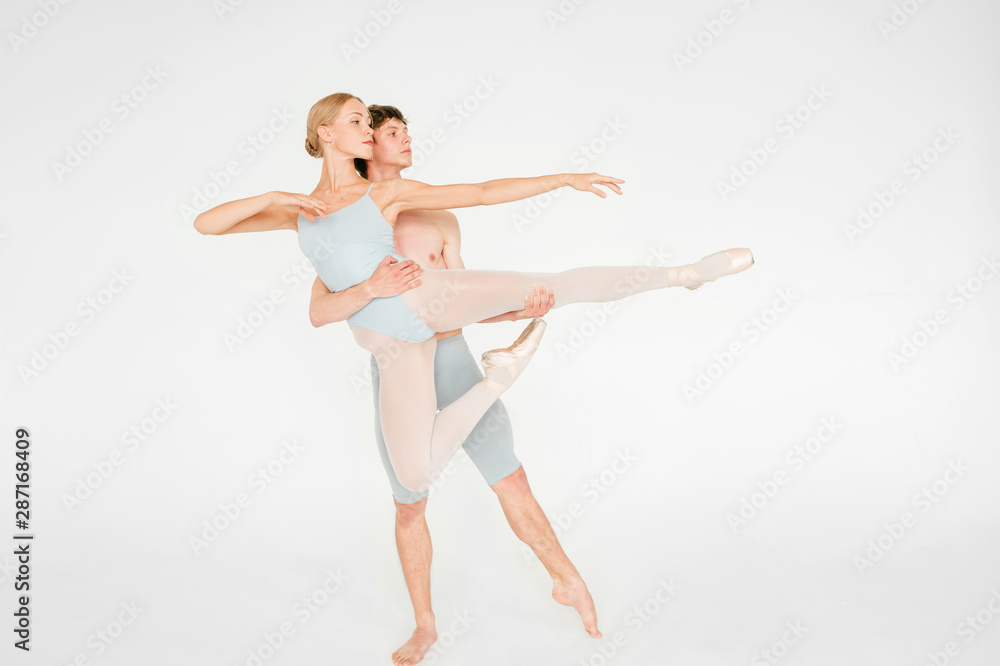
354, 328, 510, 493
400, 249, 752, 332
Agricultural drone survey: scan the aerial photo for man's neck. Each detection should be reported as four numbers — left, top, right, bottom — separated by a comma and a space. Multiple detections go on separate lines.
366, 162, 404, 184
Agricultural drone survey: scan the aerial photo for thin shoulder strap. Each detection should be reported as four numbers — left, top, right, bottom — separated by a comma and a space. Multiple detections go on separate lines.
365, 181, 375, 196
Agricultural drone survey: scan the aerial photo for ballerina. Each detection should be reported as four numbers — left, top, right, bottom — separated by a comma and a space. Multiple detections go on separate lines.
194, 92, 754, 493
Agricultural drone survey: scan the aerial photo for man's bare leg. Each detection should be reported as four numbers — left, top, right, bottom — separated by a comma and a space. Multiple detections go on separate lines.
392, 498, 437, 666
492, 466, 602, 638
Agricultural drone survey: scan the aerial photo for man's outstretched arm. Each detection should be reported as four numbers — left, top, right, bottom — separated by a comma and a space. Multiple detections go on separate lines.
309, 256, 424, 327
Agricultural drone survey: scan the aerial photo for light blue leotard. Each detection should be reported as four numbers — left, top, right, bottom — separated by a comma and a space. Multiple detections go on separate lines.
297, 182, 436, 343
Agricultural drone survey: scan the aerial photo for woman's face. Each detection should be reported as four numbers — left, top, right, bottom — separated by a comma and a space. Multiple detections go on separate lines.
324, 97, 374, 160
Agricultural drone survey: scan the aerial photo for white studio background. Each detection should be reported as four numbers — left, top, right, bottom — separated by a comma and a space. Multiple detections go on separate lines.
2, 0, 999, 664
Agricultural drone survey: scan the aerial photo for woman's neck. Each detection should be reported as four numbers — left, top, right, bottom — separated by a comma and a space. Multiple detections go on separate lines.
316, 153, 365, 195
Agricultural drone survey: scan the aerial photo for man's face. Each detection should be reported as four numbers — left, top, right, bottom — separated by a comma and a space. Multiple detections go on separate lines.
371, 119, 412, 170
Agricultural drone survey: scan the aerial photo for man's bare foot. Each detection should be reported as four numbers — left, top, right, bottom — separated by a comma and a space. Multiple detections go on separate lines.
392, 625, 437, 666
552, 576, 601, 638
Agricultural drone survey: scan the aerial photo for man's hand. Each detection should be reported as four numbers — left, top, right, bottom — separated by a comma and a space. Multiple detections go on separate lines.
479, 284, 555, 324
366, 255, 423, 298
514, 284, 555, 319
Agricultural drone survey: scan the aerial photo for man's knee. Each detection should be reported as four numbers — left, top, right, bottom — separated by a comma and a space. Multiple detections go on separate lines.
491, 465, 529, 497
395, 496, 428, 527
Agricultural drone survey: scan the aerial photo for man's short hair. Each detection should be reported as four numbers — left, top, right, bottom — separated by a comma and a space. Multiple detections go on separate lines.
355, 104, 409, 178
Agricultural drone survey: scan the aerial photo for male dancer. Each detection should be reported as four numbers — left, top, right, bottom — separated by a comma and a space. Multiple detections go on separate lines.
309, 105, 600, 666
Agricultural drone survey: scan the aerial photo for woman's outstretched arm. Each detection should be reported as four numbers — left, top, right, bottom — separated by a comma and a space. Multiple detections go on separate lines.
193, 191, 332, 235
379, 172, 624, 214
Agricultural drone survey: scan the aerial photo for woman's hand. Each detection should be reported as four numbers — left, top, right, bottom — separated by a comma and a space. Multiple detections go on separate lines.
563, 173, 625, 198
270, 191, 332, 221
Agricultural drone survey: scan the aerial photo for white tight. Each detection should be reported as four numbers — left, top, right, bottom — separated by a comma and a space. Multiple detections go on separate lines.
353, 257, 728, 492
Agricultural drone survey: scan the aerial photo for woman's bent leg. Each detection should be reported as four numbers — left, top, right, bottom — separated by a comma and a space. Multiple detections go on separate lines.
353, 327, 501, 493
401, 255, 740, 333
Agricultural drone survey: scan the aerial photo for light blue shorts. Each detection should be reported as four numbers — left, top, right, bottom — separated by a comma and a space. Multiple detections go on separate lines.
370, 333, 521, 504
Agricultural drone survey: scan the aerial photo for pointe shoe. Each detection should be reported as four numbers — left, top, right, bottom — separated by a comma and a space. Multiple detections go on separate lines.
683, 248, 755, 290
481, 317, 547, 396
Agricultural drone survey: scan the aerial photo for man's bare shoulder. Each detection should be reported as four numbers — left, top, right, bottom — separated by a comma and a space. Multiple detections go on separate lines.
396, 208, 459, 230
